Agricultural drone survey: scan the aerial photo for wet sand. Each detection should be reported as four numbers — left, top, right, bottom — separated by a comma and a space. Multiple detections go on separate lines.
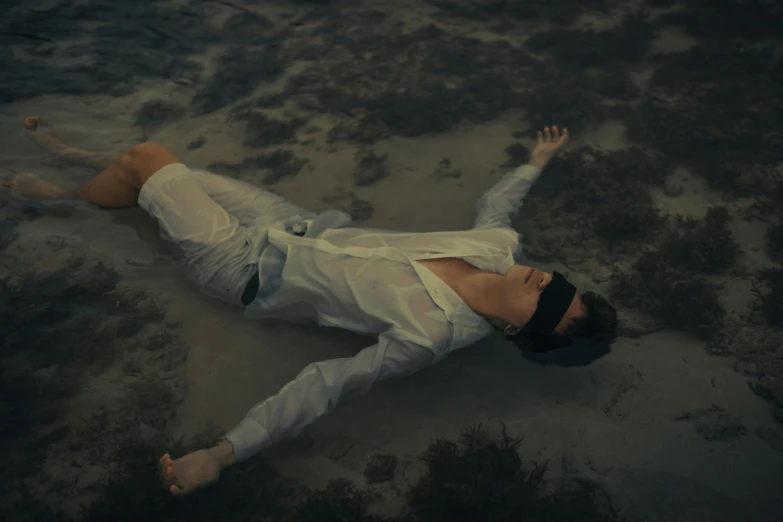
2, 0, 783, 521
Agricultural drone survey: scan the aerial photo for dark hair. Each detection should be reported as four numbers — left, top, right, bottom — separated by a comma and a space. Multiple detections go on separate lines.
500, 291, 619, 353
563, 291, 618, 345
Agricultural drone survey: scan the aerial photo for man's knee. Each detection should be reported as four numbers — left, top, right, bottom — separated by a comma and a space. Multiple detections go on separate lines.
120, 142, 181, 189
124, 142, 180, 167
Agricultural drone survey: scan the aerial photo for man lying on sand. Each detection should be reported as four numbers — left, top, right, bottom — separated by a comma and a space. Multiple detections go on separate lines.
6, 117, 618, 496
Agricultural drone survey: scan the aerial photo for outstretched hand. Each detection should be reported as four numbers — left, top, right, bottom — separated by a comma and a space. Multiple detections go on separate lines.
529, 126, 568, 169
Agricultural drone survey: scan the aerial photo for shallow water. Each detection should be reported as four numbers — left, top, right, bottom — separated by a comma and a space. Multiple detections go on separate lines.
2, 0, 783, 521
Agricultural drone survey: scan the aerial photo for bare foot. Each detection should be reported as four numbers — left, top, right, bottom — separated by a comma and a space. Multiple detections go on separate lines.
24, 116, 116, 170
24, 116, 70, 153
0, 170, 72, 199
159, 450, 223, 496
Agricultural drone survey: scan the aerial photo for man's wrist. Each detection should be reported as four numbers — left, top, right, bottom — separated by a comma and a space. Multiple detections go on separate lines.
528, 158, 548, 169
209, 440, 236, 468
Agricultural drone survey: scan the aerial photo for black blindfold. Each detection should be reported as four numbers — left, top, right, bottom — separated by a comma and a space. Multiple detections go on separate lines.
506, 271, 576, 353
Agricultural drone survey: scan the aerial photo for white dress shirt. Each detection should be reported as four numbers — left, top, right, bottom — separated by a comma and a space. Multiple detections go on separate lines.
226, 164, 543, 461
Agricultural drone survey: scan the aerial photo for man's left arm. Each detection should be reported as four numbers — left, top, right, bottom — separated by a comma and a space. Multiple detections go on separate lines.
472, 125, 568, 230
472, 163, 543, 230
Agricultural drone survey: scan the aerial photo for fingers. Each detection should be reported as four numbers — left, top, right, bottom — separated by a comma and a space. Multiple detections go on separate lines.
559, 127, 569, 145
539, 126, 569, 145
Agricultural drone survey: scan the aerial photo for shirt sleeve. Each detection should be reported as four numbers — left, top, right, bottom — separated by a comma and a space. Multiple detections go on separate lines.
473, 164, 542, 229
224, 329, 443, 462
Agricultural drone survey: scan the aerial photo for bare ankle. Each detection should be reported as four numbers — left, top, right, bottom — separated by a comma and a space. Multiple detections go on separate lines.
208, 441, 236, 469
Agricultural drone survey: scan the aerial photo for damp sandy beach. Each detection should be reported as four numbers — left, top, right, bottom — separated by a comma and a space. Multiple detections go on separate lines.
1, 1, 783, 521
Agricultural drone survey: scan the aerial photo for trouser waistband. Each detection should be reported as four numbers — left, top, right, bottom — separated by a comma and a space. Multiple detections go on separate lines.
240, 224, 307, 306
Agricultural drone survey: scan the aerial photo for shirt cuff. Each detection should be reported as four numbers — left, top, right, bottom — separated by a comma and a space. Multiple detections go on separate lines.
224, 417, 271, 462
514, 164, 542, 177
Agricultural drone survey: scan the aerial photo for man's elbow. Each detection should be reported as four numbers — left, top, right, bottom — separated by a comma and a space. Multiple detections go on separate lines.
379, 346, 440, 381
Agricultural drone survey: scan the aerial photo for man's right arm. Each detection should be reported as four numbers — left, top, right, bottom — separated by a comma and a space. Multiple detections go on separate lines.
222, 329, 446, 462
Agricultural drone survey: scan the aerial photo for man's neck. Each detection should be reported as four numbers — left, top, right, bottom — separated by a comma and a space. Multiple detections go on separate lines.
418, 258, 506, 324
456, 270, 507, 324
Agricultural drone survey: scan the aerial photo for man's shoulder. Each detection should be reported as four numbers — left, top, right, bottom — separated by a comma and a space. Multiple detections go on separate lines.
461, 225, 522, 243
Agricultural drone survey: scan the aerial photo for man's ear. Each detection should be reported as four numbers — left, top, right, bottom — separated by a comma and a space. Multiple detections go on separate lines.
503, 324, 520, 336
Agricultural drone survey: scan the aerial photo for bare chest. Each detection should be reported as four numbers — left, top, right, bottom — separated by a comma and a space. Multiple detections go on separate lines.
417, 257, 478, 291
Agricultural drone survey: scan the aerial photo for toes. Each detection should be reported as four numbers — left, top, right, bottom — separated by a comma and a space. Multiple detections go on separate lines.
9, 172, 39, 194
159, 454, 174, 485
159, 453, 187, 496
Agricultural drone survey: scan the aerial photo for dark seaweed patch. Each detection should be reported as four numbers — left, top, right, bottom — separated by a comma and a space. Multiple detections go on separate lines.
187, 137, 206, 150
502, 143, 531, 169
523, 79, 612, 134
602, 202, 744, 341
191, 47, 285, 115
3, 401, 627, 521
134, 99, 187, 131
348, 199, 375, 222
210, 150, 308, 184
606, 207, 739, 338
354, 149, 390, 187
767, 222, 783, 263
364, 454, 397, 484
1, 0, 212, 104
220, 11, 274, 44
254, 92, 288, 109
431, 158, 463, 181
610, 252, 725, 339
757, 268, 783, 329
659, 207, 741, 275
520, 146, 671, 250
757, 176, 783, 262
322, 188, 375, 222
291, 5, 645, 140
0, 258, 187, 505
0, 218, 19, 251
662, 0, 783, 41
675, 405, 747, 442
526, 14, 657, 67
284, 22, 546, 142
230, 110, 308, 148
426, 0, 610, 26
406, 424, 624, 522
619, 43, 783, 196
